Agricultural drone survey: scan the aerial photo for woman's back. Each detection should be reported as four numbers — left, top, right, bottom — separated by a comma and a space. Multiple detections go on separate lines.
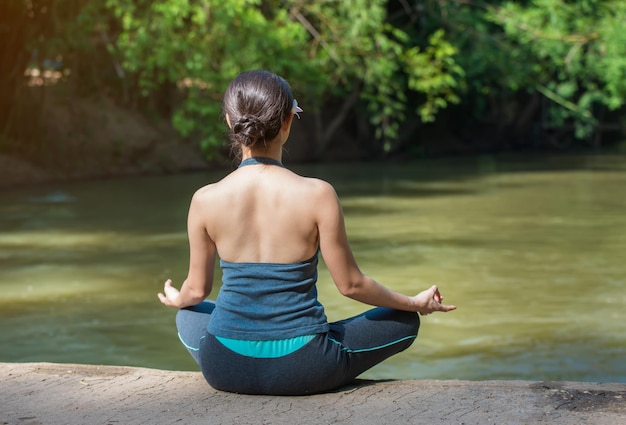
196, 161, 327, 264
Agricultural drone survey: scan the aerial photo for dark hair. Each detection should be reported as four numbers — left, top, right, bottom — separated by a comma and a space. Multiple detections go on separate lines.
223, 70, 294, 152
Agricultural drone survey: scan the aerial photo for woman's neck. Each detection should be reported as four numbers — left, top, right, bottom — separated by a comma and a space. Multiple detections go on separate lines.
240, 143, 283, 163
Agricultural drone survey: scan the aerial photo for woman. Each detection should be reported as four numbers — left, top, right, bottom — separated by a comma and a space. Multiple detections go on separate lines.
158, 70, 456, 395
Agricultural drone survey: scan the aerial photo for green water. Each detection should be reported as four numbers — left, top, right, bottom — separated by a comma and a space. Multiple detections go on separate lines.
1, 154, 625, 382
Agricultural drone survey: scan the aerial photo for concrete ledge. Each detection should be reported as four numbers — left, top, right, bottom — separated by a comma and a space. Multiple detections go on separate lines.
2, 362, 624, 425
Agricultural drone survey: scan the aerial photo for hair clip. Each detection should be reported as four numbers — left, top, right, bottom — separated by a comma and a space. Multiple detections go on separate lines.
292, 99, 303, 119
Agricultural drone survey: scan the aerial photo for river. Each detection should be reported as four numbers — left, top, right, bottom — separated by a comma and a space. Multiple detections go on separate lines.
1, 153, 624, 382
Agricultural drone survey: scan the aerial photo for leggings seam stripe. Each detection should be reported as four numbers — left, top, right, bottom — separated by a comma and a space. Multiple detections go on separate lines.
327, 334, 416, 353
178, 332, 203, 352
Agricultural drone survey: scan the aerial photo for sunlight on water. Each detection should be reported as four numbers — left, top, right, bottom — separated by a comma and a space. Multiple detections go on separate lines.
0, 230, 188, 301
1, 154, 625, 382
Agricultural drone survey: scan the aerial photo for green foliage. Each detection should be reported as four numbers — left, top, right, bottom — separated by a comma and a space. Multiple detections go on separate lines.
283, 1, 465, 148
403, 29, 465, 123
299, 0, 407, 141
487, 0, 626, 138
105, 0, 313, 156
101, 0, 465, 156
6, 0, 625, 159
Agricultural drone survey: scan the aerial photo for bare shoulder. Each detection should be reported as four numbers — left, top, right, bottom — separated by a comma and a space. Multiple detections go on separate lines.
300, 176, 338, 199
296, 176, 341, 217
192, 182, 216, 198
189, 181, 221, 207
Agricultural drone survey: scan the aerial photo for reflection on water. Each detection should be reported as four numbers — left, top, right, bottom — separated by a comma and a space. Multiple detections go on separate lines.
1, 154, 625, 382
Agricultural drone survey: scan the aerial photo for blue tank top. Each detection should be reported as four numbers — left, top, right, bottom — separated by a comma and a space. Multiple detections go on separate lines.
207, 252, 330, 340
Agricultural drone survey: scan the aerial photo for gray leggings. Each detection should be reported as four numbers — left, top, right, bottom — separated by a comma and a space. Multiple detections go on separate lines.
176, 301, 419, 395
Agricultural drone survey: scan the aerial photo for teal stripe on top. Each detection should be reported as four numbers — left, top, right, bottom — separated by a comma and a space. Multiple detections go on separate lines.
216, 334, 316, 358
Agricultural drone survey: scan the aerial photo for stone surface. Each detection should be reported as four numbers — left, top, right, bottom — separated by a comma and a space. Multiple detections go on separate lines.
1, 362, 625, 425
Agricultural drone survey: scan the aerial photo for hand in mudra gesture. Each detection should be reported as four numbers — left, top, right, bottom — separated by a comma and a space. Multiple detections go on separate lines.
413, 285, 457, 315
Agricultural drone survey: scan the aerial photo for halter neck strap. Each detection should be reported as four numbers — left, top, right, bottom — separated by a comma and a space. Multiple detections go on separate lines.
238, 157, 285, 168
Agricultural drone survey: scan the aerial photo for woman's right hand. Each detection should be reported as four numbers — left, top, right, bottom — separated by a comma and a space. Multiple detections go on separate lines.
412, 285, 457, 315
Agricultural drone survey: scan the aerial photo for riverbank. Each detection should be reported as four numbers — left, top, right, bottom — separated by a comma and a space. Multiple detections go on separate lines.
0, 94, 212, 190
2, 362, 624, 425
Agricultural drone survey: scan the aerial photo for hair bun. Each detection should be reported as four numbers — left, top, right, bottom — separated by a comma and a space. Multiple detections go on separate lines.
223, 70, 294, 152
233, 115, 266, 146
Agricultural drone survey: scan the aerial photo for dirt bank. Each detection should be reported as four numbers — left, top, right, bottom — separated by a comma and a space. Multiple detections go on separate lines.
0, 94, 211, 190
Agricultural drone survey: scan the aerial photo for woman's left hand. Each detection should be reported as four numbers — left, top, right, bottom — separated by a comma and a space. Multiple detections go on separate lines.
412, 285, 457, 315
157, 279, 181, 308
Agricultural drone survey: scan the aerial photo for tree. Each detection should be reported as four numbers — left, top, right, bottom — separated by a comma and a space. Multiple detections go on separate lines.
488, 0, 626, 142
287, 1, 464, 154
101, 0, 464, 158
5, 0, 623, 161
0, 0, 123, 150
419, 0, 626, 146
